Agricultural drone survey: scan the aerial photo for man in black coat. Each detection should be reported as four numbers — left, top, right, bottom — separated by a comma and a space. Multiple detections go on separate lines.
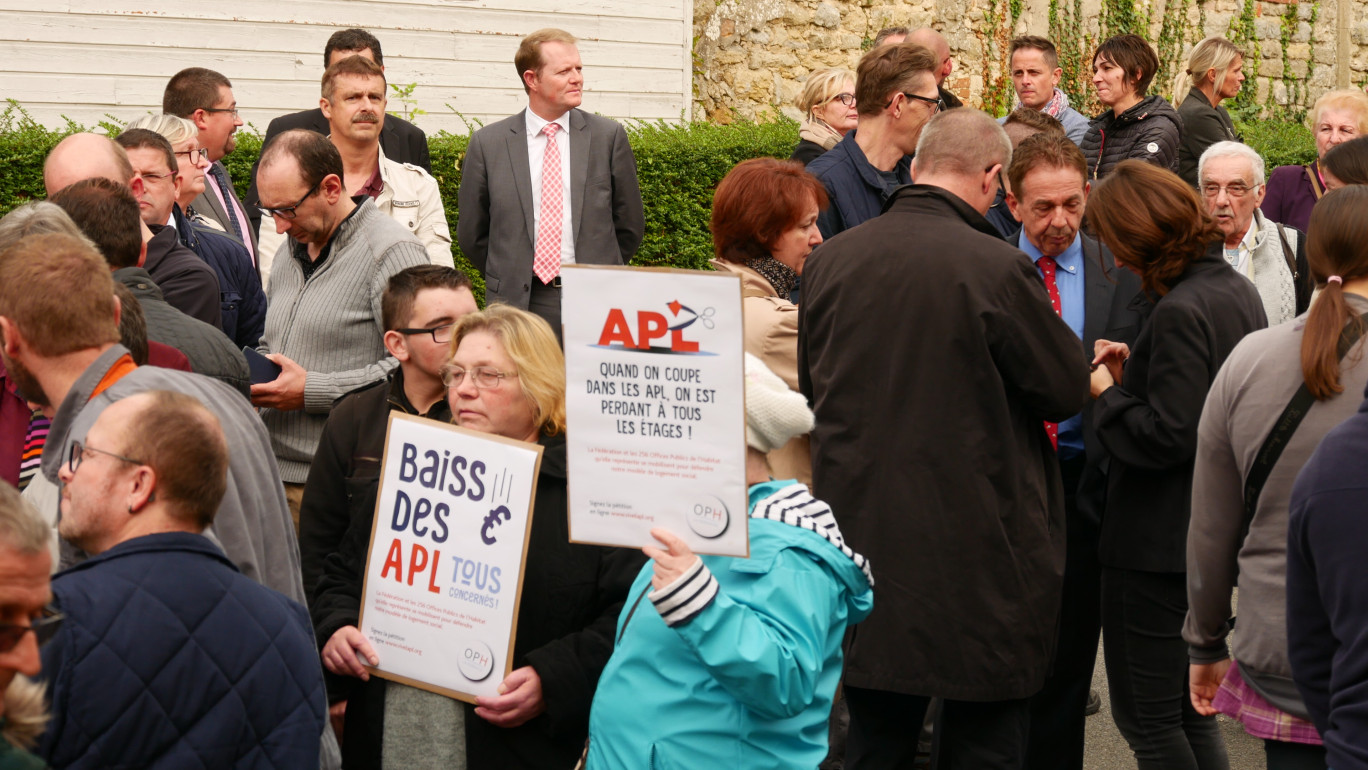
799, 109, 1091, 768
1003, 133, 1143, 770
246, 28, 431, 234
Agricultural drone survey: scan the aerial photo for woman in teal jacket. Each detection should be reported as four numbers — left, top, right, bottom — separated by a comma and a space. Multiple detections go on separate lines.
586, 354, 874, 769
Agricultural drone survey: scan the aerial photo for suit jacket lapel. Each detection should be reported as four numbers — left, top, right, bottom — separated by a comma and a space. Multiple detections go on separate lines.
569, 109, 588, 242
504, 111, 536, 245
1081, 234, 1114, 352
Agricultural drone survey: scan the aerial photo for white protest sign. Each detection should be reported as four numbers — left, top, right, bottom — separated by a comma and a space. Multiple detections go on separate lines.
358, 412, 542, 702
561, 265, 748, 557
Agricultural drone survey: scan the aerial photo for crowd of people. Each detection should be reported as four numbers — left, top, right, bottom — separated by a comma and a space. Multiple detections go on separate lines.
1, 19, 1368, 770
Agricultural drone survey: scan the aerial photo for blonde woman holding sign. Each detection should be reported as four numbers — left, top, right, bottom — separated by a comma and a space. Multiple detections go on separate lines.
316, 305, 642, 769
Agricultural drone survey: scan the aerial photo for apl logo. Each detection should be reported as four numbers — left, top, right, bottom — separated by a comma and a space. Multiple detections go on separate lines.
686, 495, 730, 539
595, 300, 715, 354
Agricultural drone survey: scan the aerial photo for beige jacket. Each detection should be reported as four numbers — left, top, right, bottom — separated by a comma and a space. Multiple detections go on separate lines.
710, 259, 810, 484
257, 147, 453, 287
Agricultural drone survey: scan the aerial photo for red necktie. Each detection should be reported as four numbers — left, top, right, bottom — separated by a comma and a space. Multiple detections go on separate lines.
533, 123, 563, 284
1038, 256, 1062, 450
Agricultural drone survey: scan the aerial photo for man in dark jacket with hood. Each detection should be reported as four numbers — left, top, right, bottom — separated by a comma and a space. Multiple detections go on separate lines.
799, 108, 1091, 768
37, 389, 325, 768
807, 42, 940, 238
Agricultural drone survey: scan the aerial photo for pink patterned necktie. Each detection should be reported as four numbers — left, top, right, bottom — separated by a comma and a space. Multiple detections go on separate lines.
1038, 255, 1062, 450
533, 123, 563, 284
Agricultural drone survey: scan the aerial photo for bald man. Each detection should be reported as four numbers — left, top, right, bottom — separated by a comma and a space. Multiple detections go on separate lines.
906, 28, 964, 110
43, 134, 222, 330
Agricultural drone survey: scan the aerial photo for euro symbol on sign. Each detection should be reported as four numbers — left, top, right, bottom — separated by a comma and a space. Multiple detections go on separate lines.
481, 505, 511, 545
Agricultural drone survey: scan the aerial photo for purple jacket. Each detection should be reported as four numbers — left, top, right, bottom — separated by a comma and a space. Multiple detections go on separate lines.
1261, 161, 1323, 233
0, 361, 29, 487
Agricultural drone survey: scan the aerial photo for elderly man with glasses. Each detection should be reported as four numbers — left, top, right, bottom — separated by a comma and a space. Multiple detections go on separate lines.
807, 42, 943, 238
1199, 141, 1312, 326
34, 390, 326, 768
0, 483, 56, 767
252, 129, 429, 529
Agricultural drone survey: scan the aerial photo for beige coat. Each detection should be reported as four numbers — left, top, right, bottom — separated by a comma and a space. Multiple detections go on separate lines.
710, 259, 810, 484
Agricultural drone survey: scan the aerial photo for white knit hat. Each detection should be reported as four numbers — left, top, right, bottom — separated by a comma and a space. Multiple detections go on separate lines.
744, 353, 815, 452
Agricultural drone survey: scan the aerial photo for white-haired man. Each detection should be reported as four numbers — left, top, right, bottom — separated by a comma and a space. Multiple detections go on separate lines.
1199, 140, 1311, 325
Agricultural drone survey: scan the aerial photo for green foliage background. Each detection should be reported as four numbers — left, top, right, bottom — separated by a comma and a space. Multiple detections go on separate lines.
0, 102, 1315, 302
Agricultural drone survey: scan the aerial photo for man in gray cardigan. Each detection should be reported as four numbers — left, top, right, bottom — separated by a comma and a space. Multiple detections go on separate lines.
253, 130, 428, 523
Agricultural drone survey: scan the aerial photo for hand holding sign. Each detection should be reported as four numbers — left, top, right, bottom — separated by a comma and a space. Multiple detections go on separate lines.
323, 626, 379, 681
643, 528, 699, 591
474, 665, 546, 727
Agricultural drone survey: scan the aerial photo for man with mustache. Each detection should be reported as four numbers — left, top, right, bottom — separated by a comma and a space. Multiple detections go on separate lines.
257, 55, 450, 280
1199, 141, 1311, 326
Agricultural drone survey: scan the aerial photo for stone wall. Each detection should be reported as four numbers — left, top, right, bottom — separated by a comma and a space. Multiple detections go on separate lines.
692, 0, 1368, 123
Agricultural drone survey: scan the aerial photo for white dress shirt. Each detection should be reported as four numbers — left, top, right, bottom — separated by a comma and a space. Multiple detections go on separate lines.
525, 107, 575, 264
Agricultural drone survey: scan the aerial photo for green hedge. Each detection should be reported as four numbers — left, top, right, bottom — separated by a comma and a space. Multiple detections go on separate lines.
0, 101, 1317, 302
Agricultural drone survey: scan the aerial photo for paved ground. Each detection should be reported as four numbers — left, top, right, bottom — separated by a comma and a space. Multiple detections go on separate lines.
1084, 640, 1266, 770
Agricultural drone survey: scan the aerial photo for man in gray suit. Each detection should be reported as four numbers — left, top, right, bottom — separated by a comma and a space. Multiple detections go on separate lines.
457, 28, 644, 335
163, 68, 259, 269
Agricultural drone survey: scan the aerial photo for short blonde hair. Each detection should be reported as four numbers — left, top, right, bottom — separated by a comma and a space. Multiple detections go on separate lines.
515, 28, 578, 93
797, 68, 855, 117
447, 304, 567, 437
124, 113, 199, 147
1309, 89, 1368, 137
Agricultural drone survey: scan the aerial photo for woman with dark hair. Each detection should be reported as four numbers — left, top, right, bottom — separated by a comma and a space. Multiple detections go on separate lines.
709, 157, 828, 482
1080, 34, 1183, 180
1319, 135, 1368, 190
1087, 160, 1266, 770
1286, 187, 1368, 770
1186, 188, 1368, 770
1262, 89, 1368, 230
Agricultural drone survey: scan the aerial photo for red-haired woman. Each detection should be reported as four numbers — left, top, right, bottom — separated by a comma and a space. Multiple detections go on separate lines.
709, 158, 827, 482
1086, 160, 1266, 770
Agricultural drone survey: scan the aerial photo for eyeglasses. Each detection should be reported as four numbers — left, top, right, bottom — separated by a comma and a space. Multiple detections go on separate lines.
135, 170, 176, 184
175, 147, 210, 164
890, 92, 944, 114
442, 366, 516, 391
0, 608, 64, 654
396, 323, 455, 345
68, 440, 143, 475
201, 107, 240, 117
827, 92, 856, 107
1200, 182, 1258, 199
995, 167, 1007, 194
257, 178, 323, 221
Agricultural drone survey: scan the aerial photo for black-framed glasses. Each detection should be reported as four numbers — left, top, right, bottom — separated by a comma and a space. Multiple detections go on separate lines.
68, 440, 143, 474
827, 92, 856, 107
397, 323, 455, 345
0, 608, 63, 653
995, 167, 1007, 194
176, 147, 210, 164
201, 107, 240, 117
257, 178, 323, 221
890, 92, 944, 114
442, 366, 516, 391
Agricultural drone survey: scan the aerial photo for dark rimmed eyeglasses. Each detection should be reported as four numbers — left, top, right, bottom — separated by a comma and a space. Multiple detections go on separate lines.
888, 92, 944, 114
827, 92, 856, 107
175, 147, 210, 164
68, 440, 143, 474
396, 323, 455, 345
0, 608, 63, 653
257, 178, 323, 221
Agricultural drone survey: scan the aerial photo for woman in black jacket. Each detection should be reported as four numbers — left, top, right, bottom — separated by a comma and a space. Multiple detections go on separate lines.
1174, 37, 1245, 187
790, 68, 858, 166
314, 304, 644, 769
1087, 161, 1267, 770
1080, 35, 1183, 180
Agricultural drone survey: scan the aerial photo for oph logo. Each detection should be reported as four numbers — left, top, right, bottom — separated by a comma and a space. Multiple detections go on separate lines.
686, 495, 730, 539
595, 300, 714, 354
458, 640, 495, 682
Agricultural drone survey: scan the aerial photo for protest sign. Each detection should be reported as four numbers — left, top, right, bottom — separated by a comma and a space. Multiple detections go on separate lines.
561, 265, 748, 557
358, 412, 542, 703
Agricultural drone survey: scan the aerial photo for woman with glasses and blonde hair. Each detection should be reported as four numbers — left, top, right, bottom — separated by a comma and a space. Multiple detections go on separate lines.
1174, 37, 1245, 188
316, 304, 643, 769
1087, 160, 1266, 770
791, 68, 858, 165
1263, 89, 1368, 231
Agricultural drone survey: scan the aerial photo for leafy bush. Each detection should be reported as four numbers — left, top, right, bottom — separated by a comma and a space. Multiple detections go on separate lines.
0, 101, 1320, 304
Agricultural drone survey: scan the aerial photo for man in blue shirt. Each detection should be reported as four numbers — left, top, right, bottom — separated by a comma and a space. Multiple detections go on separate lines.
1004, 133, 1142, 770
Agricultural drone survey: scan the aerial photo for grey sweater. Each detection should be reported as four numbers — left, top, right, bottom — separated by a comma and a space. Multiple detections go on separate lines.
261, 199, 429, 483
1185, 294, 1368, 717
